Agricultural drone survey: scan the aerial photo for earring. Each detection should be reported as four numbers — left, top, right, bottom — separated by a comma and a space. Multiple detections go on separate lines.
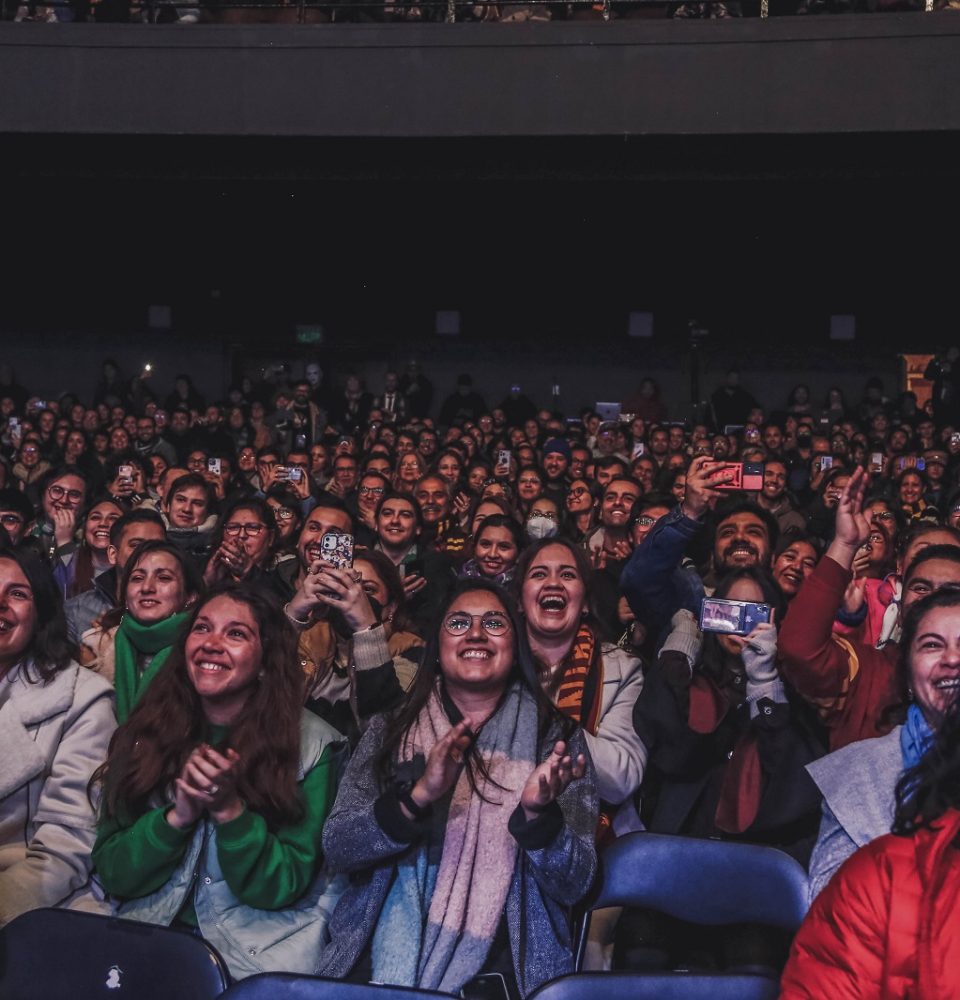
258, 670, 266, 680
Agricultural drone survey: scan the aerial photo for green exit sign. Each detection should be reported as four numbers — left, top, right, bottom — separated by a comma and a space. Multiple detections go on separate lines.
295, 325, 324, 345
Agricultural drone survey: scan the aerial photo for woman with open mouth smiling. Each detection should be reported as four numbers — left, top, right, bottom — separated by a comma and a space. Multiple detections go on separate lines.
92, 585, 346, 981
806, 586, 960, 900
79, 540, 201, 723
315, 579, 597, 998
0, 547, 116, 928
515, 537, 646, 839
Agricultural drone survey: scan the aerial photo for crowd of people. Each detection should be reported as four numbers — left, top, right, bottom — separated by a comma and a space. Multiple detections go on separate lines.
6, 0, 950, 24
3, 355, 960, 997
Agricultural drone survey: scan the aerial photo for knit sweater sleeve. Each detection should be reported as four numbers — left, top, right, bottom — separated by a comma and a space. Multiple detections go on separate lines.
93, 806, 193, 899
213, 746, 336, 910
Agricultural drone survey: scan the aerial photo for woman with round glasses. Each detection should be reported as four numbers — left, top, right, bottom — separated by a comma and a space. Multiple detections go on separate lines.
394, 451, 426, 496
563, 478, 599, 544
29, 466, 89, 571
317, 579, 597, 998
203, 497, 275, 588
80, 539, 202, 723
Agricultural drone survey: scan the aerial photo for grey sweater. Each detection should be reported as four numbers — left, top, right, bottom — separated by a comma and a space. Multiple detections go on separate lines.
317, 710, 598, 997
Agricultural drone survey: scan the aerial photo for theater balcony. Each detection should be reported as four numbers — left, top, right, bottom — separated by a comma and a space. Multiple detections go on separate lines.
2, 13, 960, 168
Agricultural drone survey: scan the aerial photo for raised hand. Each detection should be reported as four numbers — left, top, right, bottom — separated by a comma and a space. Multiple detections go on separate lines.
828, 466, 873, 570
52, 506, 78, 547
681, 456, 737, 521
409, 720, 474, 809
519, 741, 586, 821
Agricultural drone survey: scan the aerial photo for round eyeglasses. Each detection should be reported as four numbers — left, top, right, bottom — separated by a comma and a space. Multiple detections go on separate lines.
443, 612, 511, 636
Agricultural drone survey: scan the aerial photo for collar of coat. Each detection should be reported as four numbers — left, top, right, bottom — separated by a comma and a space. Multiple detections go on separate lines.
0, 661, 79, 800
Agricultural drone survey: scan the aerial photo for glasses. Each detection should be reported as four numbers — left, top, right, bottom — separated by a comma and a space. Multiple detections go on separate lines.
47, 485, 84, 503
530, 510, 557, 521
223, 522, 267, 537
359, 486, 385, 497
872, 511, 895, 522
633, 515, 658, 528
443, 612, 511, 636
567, 487, 588, 498
272, 508, 295, 520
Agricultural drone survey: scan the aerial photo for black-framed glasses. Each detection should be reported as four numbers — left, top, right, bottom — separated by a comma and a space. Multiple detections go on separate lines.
633, 515, 658, 528
359, 486, 385, 497
443, 612, 511, 636
47, 484, 84, 503
273, 508, 295, 520
224, 522, 267, 537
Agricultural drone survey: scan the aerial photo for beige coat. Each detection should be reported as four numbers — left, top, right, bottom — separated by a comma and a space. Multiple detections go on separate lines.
0, 660, 116, 926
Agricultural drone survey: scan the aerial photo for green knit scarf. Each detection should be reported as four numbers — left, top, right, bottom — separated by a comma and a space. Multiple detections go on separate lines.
114, 611, 190, 723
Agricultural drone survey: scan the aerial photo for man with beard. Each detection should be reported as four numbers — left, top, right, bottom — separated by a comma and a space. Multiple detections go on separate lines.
283, 499, 403, 738
620, 455, 778, 641
134, 415, 177, 467
756, 460, 806, 537
541, 438, 571, 503
288, 379, 327, 451
413, 473, 467, 560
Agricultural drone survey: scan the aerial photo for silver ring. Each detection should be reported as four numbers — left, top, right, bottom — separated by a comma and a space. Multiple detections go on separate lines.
208, 783, 219, 795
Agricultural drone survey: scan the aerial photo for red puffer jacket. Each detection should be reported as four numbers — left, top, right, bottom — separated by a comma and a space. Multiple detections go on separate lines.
780, 809, 960, 999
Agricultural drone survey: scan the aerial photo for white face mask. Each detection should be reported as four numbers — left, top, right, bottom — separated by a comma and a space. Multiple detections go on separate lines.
526, 515, 559, 541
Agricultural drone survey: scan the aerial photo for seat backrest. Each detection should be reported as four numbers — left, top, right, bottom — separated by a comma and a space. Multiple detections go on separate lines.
221, 972, 453, 999
0, 907, 229, 1000
530, 972, 780, 1000
575, 832, 809, 968
590, 831, 809, 929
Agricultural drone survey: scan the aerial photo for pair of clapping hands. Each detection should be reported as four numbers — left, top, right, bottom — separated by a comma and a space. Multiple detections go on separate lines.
403, 722, 587, 824
167, 744, 244, 829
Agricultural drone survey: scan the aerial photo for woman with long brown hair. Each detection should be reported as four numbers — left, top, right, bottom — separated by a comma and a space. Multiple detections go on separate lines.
92, 584, 345, 980
79, 539, 202, 723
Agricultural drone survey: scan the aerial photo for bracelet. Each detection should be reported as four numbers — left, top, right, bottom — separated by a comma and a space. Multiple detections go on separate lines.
284, 602, 312, 627
398, 787, 430, 821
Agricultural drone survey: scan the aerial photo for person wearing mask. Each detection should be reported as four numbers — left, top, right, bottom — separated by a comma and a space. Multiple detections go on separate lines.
92, 586, 345, 981
525, 496, 561, 544
316, 579, 597, 998
0, 548, 116, 927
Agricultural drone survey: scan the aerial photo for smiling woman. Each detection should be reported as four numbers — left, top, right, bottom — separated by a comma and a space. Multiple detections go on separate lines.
0, 548, 116, 928
316, 579, 597, 998
78, 540, 202, 723
92, 585, 346, 981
